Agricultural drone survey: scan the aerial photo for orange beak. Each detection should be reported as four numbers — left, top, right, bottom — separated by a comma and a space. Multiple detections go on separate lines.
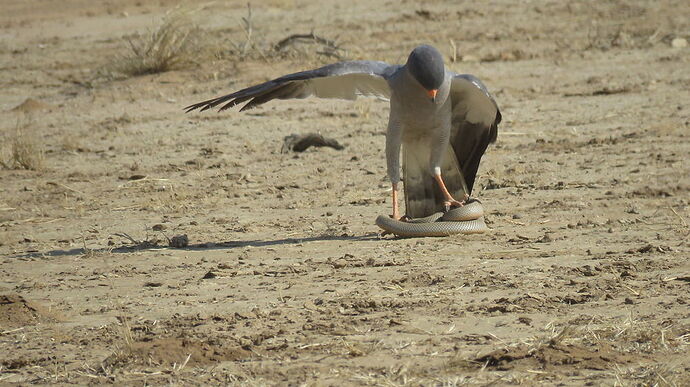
427, 89, 438, 102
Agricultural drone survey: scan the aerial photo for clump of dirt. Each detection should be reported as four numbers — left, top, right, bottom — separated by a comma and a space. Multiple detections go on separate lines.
103, 337, 252, 369
0, 294, 64, 329
476, 342, 639, 371
10, 98, 53, 113
282, 133, 345, 153
392, 271, 445, 287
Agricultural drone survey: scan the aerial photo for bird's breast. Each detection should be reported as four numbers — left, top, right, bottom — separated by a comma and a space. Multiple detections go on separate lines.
398, 101, 452, 142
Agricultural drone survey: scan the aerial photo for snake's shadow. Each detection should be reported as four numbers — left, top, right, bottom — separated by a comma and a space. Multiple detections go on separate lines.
9, 233, 382, 259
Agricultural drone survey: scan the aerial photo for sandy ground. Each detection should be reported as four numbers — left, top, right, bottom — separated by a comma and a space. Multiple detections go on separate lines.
1, 0, 689, 385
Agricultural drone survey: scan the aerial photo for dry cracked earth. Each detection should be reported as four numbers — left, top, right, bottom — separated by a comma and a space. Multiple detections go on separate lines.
1, 0, 689, 385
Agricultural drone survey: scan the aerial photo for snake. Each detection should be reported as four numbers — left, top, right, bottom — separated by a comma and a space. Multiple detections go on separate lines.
375, 200, 488, 237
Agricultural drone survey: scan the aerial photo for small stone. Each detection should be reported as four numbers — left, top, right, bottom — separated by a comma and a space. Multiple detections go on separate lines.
671, 37, 687, 48
169, 234, 189, 248
152, 224, 166, 231
517, 316, 532, 325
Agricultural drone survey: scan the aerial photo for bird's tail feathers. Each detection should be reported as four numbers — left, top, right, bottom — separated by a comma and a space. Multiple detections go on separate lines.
402, 142, 468, 219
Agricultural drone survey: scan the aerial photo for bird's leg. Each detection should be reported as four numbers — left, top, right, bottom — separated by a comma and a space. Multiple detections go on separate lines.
385, 112, 403, 221
380, 182, 405, 236
433, 173, 468, 211
391, 182, 403, 220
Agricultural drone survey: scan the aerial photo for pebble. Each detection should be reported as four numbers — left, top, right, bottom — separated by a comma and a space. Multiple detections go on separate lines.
671, 38, 687, 48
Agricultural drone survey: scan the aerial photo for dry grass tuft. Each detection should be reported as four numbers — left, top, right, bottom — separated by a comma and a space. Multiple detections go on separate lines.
1, 119, 45, 171
583, 312, 688, 354
111, 7, 205, 77
612, 362, 686, 387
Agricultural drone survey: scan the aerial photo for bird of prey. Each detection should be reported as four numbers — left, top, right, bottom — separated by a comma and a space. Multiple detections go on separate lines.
185, 45, 501, 221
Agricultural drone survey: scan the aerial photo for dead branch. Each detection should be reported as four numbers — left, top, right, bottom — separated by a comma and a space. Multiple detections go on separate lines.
274, 32, 338, 52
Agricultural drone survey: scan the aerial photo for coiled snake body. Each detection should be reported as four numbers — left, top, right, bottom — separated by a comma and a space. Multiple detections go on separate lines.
376, 201, 487, 237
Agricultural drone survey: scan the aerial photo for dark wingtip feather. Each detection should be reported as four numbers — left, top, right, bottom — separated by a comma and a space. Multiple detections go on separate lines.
238, 102, 256, 112
183, 103, 201, 113
184, 99, 216, 113
217, 100, 237, 112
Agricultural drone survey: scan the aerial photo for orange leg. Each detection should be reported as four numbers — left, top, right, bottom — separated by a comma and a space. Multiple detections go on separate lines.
433, 174, 469, 211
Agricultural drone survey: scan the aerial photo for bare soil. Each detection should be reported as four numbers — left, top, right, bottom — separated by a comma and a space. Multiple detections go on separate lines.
1, 0, 689, 385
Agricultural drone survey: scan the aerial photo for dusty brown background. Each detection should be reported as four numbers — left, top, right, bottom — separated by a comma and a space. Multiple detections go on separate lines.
1, 0, 689, 385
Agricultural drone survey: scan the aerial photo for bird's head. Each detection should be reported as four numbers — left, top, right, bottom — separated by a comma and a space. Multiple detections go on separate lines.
407, 45, 445, 102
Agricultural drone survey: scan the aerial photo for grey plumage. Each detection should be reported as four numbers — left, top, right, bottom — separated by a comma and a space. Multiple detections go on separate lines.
401, 74, 500, 218
185, 45, 501, 220
407, 45, 445, 91
184, 61, 398, 113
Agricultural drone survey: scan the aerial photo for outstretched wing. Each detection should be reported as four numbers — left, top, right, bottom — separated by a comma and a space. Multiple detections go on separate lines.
449, 74, 501, 194
185, 60, 400, 113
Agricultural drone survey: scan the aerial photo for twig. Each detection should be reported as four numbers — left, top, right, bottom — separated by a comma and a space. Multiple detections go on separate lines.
315, 50, 343, 59
1, 327, 25, 335
505, 219, 526, 226
118, 177, 170, 187
449, 39, 458, 63
47, 181, 86, 196
274, 32, 338, 52
240, 3, 253, 56
647, 28, 662, 44
484, 247, 542, 255
111, 205, 140, 211
622, 284, 640, 296
173, 353, 191, 373
668, 206, 687, 227
112, 232, 140, 245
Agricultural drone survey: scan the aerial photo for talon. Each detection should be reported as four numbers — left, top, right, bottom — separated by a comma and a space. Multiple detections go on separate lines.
443, 199, 465, 211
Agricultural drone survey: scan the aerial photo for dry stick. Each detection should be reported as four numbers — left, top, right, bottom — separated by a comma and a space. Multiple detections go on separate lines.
1, 327, 25, 335
240, 3, 252, 57
239, 3, 268, 61
118, 177, 171, 186
47, 181, 85, 196
315, 50, 343, 60
111, 205, 140, 211
623, 284, 640, 296
449, 39, 458, 63
505, 219, 526, 226
274, 32, 338, 52
668, 206, 688, 228
112, 232, 141, 245
273, 31, 344, 59
174, 354, 192, 373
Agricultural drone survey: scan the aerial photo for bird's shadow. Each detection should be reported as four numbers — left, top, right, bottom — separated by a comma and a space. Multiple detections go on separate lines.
9, 233, 383, 259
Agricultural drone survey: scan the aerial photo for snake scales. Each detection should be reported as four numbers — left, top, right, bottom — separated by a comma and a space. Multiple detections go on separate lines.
375, 200, 488, 237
